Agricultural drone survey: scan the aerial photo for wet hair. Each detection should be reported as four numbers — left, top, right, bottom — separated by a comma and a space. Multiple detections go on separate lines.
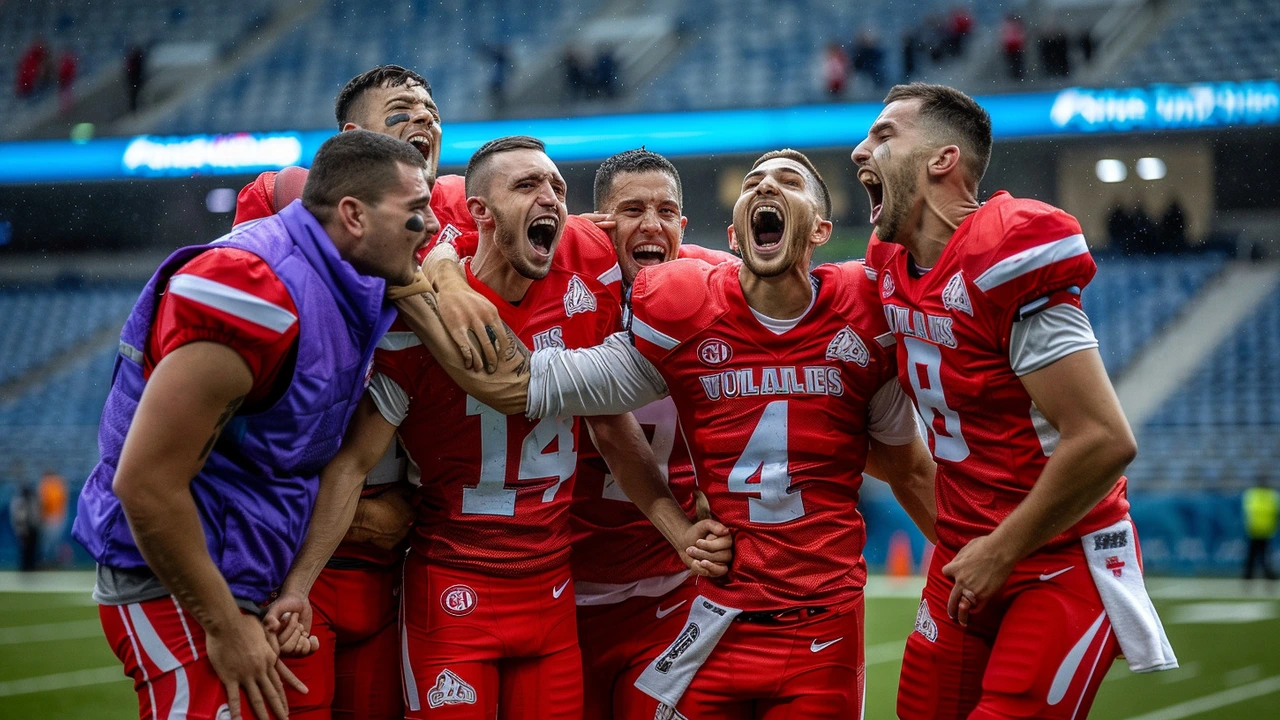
751, 149, 832, 219
593, 147, 683, 210
302, 129, 427, 222
464, 135, 547, 198
883, 82, 992, 183
334, 65, 431, 128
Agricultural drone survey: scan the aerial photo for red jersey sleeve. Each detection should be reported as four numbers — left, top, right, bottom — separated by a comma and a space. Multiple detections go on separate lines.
146, 248, 299, 408
629, 259, 724, 364
968, 200, 1096, 322
677, 243, 737, 265
233, 167, 308, 226
372, 317, 431, 404
560, 215, 624, 306
420, 174, 476, 258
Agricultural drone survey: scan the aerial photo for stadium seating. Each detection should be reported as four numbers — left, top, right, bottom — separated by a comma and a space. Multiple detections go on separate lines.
159, 0, 587, 134
1084, 254, 1226, 376
0, 0, 278, 131
1125, 284, 1280, 491
0, 284, 138, 386
1119, 0, 1280, 86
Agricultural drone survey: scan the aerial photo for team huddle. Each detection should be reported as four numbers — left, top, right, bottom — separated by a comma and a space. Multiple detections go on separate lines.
72, 65, 1178, 720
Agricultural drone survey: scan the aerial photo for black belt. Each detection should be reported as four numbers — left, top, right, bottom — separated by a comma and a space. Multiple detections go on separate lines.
735, 606, 830, 624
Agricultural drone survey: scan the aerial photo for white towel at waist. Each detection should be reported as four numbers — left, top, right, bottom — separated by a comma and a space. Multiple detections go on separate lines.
1081, 518, 1178, 673
635, 594, 741, 709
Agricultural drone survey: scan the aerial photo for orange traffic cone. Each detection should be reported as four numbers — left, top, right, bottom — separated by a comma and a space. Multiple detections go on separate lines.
887, 529, 914, 579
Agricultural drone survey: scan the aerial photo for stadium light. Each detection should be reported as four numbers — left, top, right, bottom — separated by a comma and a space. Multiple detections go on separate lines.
205, 188, 237, 213
1095, 159, 1128, 183
1136, 157, 1167, 180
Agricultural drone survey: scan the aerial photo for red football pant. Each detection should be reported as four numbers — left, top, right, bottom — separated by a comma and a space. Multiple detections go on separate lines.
648, 594, 865, 719
284, 563, 402, 720
578, 580, 699, 720
897, 540, 1124, 719
400, 554, 581, 719
99, 596, 279, 720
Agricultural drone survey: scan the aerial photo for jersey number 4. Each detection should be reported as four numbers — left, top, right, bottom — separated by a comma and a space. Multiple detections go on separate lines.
903, 337, 970, 462
728, 400, 804, 524
463, 396, 576, 516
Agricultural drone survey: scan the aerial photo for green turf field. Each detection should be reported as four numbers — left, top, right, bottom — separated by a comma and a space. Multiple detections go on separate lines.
1, 573, 1277, 719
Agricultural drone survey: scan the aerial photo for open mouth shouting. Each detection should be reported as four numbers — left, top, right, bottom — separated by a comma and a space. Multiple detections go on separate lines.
859, 168, 884, 225
630, 238, 670, 268
527, 214, 560, 258
406, 132, 433, 160
749, 202, 786, 257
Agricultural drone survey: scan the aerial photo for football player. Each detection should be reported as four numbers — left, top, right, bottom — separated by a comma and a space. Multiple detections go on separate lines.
421, 148, 938, 718
851, 83, 1173, 719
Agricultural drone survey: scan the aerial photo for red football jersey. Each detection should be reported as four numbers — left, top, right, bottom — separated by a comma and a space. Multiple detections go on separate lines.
629, 259, 898, 611
875, 191, 1129, 550
376, 238, 623, 577
570, 395, 697, 588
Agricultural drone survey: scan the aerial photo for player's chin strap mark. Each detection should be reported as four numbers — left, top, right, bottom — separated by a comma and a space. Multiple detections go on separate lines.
385, 113, 412, 127
406, 214, 426, 232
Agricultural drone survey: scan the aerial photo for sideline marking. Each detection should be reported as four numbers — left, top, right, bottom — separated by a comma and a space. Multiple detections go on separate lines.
0, 666, 124, 698
1123, 674, 1280, 720
0, 619, 103, 645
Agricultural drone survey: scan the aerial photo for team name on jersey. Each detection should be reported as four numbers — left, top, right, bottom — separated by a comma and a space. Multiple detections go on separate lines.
533, 326, 565, 350
698, 365, 844, 401
883, 304, 958, 348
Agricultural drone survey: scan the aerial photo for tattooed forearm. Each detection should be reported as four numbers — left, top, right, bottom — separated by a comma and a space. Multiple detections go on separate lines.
198, 396, 244, 462
503, 326, 532, 377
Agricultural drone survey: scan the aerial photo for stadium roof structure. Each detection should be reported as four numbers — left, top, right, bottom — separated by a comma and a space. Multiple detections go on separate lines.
0, 80, 1276, 184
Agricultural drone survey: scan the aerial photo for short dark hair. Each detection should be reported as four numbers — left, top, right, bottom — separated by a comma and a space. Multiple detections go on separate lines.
751, 149, 832, 219
464, 135, 547, 198
334, 65, 431, 128
593, 148, 683, 210
883, 83, 992, 182
302, 130, 427, 222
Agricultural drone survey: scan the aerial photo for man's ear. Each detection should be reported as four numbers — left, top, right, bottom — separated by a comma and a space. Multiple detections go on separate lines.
679, 216, 689, 233
341, 122, 362, 132
467, 196, 492, 228
929, 145, 962, 178
726, 223, 739, 253
337, 197, 366, 239
811, 218, 833, 248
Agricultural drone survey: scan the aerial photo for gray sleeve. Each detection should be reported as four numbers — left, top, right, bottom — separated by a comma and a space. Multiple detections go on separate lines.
867, 379, 922, 446
1009, 303, 1099, 377
367, 372, 410, 427
526, 332, 670, 419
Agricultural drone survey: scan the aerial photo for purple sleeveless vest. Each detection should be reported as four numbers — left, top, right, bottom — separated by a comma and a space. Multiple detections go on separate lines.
72, 201, 398, 603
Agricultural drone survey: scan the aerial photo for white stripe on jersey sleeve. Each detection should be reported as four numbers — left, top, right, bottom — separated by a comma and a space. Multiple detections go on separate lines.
973, 234, 1089, 293
167, 274, 298, 333
377, 331, 423, 351
597, 263, 623, 286
630, 315, 680, 350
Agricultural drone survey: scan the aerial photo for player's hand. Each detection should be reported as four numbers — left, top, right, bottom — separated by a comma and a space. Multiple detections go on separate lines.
349, 486, 416, 551
941, 534, 1015, 627
206, 611, 307, 720
680, 518, 733, 577
579, 212, 616, 232
263, 590, 317, 658
428, 278, 506, 374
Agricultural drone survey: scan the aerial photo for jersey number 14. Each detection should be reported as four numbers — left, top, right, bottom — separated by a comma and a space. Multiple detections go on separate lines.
463, 396, 576, 517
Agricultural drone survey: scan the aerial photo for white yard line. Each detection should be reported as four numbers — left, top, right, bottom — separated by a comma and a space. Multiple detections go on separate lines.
1123, 675, 1280, 720
0, 571, 96, 593
865, 639, 906, 666
0, 666, 125, 698
0, 619, 103, 645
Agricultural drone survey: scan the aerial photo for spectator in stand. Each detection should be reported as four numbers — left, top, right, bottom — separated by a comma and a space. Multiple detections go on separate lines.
852, 29, 887, 90
481, 43, 510, 110
1039, 25, 1072, 77
57, 47, 77, 113
902, 26, 921, 80
1244, 477, 1279, 580
1159, 199, 1187, 254
39, 469, 69, 567
10, 482, 40, 571
946, 5, 974, 57
1131, 201, 1157, 254
596, 46, 620, 98
821, 41, 850, 98
564, 48, 587, 100
15, 35, 51, 99
1000, 14, 1027, 80
1107, 203, 1135, 254
125, 44, 146, 112
1079, 29, 1097, 64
